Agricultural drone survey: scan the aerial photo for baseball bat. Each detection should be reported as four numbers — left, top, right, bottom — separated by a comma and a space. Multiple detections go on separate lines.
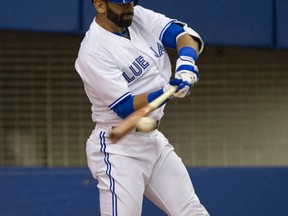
109, 85, 178, 143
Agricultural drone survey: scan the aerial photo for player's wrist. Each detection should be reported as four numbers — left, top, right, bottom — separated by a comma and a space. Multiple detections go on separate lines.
178, 46, 198, 62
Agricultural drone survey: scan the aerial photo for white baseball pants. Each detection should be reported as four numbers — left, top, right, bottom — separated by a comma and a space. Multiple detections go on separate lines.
86, 123, 209, 216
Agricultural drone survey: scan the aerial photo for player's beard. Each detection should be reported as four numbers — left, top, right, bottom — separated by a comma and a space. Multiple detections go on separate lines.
106, 5, 133, 28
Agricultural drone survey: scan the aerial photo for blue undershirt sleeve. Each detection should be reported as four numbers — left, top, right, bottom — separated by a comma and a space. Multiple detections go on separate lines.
112, 95, 135, 119
162, 23, 185, 49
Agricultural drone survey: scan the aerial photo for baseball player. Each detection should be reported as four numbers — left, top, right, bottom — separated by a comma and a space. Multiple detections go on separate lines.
75, 0, 209, 215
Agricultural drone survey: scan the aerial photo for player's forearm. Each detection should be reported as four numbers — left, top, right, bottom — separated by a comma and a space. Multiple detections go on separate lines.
177, 34, 200, 54
112, 90, 163, 119
175, 33, 200, 86
133, 93, 149, 110
133, 88, 166, 110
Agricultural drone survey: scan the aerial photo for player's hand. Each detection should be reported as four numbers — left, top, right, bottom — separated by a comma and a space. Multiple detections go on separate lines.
164, 78, 191, 99
175, 56, 199, 85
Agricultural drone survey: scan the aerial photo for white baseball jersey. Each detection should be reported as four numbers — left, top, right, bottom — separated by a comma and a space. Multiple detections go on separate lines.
75, 6, 178, 125
75, 5, 209, 216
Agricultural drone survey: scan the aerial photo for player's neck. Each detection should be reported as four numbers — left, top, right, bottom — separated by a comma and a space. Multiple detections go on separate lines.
113, 28, 130, 39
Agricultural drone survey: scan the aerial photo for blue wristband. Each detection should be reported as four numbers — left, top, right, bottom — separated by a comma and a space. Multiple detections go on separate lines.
148, 88, 169, 107
179, 46, 198, 62
147, 88, 164, 103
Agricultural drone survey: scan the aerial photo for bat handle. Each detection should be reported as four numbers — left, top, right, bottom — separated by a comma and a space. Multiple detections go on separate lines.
149, 85, 178, 109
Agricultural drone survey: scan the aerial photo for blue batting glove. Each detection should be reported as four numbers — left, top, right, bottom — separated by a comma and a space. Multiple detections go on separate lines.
168, 78, 191, 98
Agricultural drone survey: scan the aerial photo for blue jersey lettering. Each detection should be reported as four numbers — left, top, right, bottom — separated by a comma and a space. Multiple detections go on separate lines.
122, 55, 150, 83
150, 42, 166, 58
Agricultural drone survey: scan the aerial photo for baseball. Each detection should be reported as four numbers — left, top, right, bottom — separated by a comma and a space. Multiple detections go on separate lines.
136, 117, 157, 132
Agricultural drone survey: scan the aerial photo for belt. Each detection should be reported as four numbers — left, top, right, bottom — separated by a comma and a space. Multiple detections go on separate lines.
112, 120, 160, 132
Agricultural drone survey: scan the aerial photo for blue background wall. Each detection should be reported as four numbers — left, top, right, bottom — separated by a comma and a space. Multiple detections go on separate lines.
1, 167, 288, 216
140, 0, 275, 47
0, 0, 287, 48
275, 0, 288, 48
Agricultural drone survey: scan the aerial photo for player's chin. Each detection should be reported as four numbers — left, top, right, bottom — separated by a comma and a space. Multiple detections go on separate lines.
120, 19, 133, 28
